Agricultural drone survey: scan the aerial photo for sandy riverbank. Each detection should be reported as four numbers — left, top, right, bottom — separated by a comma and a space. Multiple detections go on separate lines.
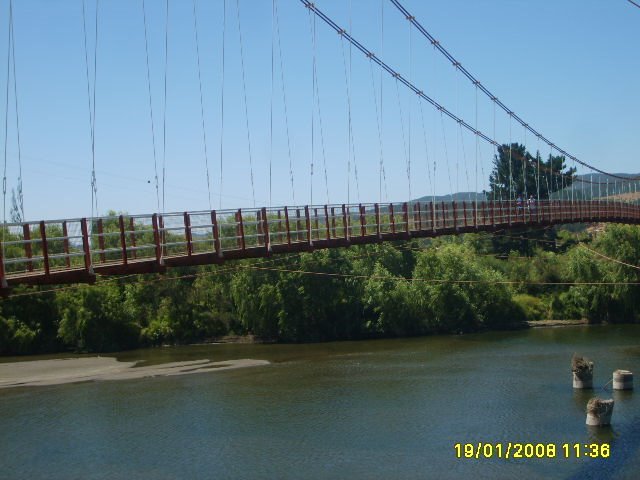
0, 357, 269, 389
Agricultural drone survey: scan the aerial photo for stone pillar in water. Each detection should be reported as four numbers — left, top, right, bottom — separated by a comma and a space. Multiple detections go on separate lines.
586, 398, 614, 426
572, 354, 593, 389
613, 370, 633, 391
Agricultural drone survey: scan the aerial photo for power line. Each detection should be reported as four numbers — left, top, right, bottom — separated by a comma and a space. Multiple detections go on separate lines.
628, 0, 640, 10
580, 243, 640, 271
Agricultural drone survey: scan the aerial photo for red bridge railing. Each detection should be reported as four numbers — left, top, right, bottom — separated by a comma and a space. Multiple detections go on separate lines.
0, 199, 638, 292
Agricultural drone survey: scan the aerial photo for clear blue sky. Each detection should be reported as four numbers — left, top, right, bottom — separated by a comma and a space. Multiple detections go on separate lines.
1, 0, 639, 221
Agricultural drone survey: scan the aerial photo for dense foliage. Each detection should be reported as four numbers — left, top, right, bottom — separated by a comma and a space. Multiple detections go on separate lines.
488, 143, 576, 201
1, 224, 640, 355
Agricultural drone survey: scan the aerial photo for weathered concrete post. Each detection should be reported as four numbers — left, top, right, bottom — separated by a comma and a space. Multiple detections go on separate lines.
586, 398, 614, 426
572, 354, 593, 389
613, 370, 633, 391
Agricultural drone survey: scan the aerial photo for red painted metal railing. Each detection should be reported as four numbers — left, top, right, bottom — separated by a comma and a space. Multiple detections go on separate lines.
0, 200, 638, 292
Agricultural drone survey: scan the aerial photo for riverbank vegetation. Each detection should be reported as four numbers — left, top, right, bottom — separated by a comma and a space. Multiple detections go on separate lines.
1, 222, 639, 355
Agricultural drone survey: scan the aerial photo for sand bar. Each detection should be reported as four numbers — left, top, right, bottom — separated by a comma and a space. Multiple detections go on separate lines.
0, 357, 269, 389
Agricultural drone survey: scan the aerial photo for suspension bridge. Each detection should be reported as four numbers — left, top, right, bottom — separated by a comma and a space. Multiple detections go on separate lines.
1, 0, 638, 294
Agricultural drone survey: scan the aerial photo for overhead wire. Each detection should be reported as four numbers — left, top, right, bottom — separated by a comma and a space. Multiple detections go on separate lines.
235, 0, 256, 207
269, 0, 274, 208
82, 0, 99, 218
2, 0, 11, 233
349, 0, 360, 202
9, 3, 23, 222
273, 0, 296, 204
580, 243, 640, 271
369, 51, 387, 204
309, 9, 315, 205
191, 0, 212, 210
339, 28, 356, 205
141, 0, 160, 213
162, 0, 169, 215
219, 0, 226, 208
308, 10, 330, 205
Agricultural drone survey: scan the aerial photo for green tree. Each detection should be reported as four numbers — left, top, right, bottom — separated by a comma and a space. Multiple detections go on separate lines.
488, 143, 576, 201
56, 284, 140, 352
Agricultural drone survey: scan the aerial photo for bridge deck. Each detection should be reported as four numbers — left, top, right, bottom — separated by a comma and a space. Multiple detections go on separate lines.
0, 199, 637, 293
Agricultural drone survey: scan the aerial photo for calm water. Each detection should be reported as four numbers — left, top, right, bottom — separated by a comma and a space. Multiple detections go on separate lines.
2, 326, 640, 479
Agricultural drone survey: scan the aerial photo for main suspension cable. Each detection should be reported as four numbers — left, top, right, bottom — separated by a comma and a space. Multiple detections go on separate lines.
389, 0, 639, 183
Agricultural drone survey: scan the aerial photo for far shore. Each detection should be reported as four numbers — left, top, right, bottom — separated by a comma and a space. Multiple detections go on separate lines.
526, 319, 590, 328
0, 357, 269, 390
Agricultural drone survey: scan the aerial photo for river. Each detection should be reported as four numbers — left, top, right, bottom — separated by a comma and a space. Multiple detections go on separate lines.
2, 325, 640, 479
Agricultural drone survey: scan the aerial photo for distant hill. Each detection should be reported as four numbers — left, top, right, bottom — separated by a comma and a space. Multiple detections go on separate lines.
405, 173, 640, 205
411, 191, 486, 203
550, 173, 640, 202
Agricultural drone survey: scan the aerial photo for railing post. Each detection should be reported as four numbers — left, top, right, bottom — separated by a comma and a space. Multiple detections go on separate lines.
374, 203, 381, 238
403, 202, 410, 236
342, 204, 349, 241
256, 211, 264, 246
62, 221, 71, 268
416, 202, 422, 231
430, 202, 436, 232
0, 236, 6, 288
23, 225, 33, 272
211, 210, 222, 258
183, 212, 193, 256
304, 205, 312, 246
118, 215, 128, 265
81, 218, 93, 273
330, 206, 337, 238
284, 206, 292, 246
97, 219, 106, 263
158, 215, 166, 258
484, 201, 489, 226
277, 209, 282, 237
472, 201, 477, 228
389, 203, 396, 234
261, 207, 271, 254
152, 214, 162, 264
39, 221, 50, 276
324, 205, 331, 240
441, 202, 446, 228
359, 203, 366, 237
236, 209, 246, 251
490, 201, 495, 226
295, 209, 302, 242
313, 208, 320, 240
129, 217, 137, 260
452, 201, 458, 230
462, 201, 467, 227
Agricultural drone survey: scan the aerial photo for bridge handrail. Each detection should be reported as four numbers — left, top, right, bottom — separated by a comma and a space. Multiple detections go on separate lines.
0, 199, 638, 290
